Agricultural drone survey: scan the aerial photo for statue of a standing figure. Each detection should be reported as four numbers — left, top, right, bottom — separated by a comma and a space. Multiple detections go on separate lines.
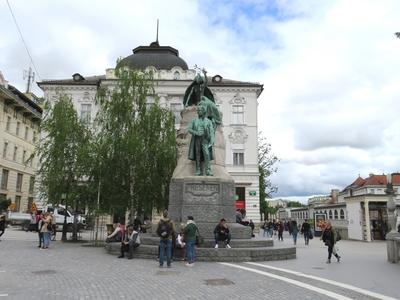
185, 68, 221, 176
187, 102, 214, 176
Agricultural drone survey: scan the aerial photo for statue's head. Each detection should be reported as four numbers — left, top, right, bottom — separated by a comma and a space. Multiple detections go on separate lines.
195, 74, 204, 84
197, 103, 206, 117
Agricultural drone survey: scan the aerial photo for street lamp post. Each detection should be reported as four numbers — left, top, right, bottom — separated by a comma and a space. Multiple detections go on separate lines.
385, 173, 399, 263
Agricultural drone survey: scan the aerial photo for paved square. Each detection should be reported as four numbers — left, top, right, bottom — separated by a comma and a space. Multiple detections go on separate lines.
0, 228, 399, 300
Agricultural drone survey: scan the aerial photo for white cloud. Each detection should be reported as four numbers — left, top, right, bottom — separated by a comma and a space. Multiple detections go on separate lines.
1, 0, 399, 199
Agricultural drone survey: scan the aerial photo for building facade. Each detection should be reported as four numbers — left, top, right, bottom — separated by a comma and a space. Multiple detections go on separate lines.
38, 41, 263, 222
0, 71, 42, 212
279, 173, 400, 242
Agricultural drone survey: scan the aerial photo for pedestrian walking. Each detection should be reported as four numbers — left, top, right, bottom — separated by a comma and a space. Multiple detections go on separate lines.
277, 220, 284, 241
321, 221, 341, 263
36, 210, 44, 248
291, 220, 299, 245
156, 210, 176, 268
301, 220, 312, 245
40, 212, 52, 249
261, 220, 268, 237
0, 214, 6, 240
183, 216, 198, 267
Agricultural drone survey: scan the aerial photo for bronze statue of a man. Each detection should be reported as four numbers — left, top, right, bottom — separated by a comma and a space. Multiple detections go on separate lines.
187, 103, 215, 176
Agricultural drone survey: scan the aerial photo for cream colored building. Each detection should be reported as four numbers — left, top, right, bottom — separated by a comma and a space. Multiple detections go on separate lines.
38, 40, 263, 222
0, 71, 41, 212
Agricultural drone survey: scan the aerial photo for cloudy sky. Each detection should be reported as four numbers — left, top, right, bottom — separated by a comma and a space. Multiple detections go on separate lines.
1, 0, 399, 201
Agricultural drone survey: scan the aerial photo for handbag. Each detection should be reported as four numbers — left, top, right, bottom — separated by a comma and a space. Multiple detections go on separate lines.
308, 230, 314, 239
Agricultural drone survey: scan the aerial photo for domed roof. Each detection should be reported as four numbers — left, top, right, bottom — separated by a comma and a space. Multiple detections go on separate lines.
118, 41, 188, 70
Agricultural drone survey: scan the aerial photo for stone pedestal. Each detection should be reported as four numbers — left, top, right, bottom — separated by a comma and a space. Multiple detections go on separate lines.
169, 176, 251, 239
386, 232, 400, 263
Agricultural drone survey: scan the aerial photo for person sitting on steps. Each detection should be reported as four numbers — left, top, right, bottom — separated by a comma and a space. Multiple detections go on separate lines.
118, 225, 140, 259
213, 218, 231, 249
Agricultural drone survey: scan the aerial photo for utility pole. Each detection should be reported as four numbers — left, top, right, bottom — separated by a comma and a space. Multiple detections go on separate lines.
23, 66, 35, 93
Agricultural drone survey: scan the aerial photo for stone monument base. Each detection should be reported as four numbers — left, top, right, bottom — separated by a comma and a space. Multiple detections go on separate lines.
105, 234, 296, 262
168, 176, 251, 239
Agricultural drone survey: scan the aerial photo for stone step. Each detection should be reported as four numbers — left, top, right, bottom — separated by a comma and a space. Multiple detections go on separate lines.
105, 243, 296, 262
140, 235, 273, 248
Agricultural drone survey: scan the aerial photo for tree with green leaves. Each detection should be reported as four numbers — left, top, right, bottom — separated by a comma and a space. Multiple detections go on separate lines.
94, 67, 176, 221
258, 133, 279, 220
38, 93, 92, 241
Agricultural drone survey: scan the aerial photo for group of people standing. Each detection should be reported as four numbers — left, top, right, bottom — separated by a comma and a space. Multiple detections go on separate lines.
261, 219, 312, 245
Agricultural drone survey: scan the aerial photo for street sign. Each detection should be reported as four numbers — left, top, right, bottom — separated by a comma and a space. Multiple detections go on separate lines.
249, 190, 257, 196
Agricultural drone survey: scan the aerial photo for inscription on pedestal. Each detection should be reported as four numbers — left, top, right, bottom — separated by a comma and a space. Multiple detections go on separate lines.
185, 183, 219, 195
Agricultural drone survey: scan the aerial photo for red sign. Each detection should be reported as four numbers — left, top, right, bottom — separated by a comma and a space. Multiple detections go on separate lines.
235, 200, 245, 209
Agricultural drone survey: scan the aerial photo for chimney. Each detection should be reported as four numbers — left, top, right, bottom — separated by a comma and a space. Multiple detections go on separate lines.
331, 189, 339, 204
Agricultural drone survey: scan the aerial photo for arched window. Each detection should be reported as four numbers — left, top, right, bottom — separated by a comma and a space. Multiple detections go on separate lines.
334, 210, 338, 219
173, 71, 180, 80
329, 210, 333, 219
340, 209, 345, 220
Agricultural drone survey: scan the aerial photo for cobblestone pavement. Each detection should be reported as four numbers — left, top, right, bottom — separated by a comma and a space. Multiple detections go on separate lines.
0, 228, 399, 300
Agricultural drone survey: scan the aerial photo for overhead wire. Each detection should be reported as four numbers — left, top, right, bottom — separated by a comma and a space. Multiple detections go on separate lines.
6, 0, 41, 80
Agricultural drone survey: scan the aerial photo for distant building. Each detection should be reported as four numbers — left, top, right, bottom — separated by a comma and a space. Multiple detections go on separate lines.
285, 173, 400, 242
0, 71, 42, 212
268, 198, 289, 208
338, 173, 399, 242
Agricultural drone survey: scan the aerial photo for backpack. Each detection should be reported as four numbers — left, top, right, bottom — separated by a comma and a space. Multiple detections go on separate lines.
157, 220, 172, 239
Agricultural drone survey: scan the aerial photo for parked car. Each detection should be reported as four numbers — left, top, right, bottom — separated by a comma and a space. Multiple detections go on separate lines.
7, 206, 86, 232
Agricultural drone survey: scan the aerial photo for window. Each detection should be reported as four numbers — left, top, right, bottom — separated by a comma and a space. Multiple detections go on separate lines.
6, 116, 11, 131
232, 105, 244, 124
29, 176, 35, 193
80, 104, 92, 123
334, 210, 338, 219
22, 150, 26, 164
328, 210, 333, 219
340, 209, 345, 220
27, 197, 33, 210
3, 142, 8, 159
370, 189, 375, 194
1, 169, 9, 189
16, 173, 23, 192
25, 127, 29, 140
16, 122, 20, 136
15, 196, 21, 211
173, 71, 180, 80
170, 103, 183, 125
233, 152, 244, 166
13, 146, 18, 161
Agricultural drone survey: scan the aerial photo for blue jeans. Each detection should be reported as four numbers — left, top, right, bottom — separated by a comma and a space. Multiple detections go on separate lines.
292, 232, 298, 245
159, 239, 172, 266
186, 241, 196, 263
42, 232, 50, 248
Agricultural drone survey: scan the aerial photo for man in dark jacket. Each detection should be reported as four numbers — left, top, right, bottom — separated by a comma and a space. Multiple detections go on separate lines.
156, 210, 176, 268
214, 218, 231, 249
301, 220, 312, 245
